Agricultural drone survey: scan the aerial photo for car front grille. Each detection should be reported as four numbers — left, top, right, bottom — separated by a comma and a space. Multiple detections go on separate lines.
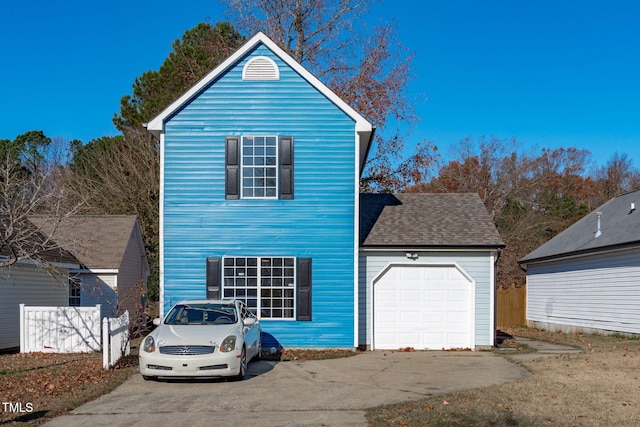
159, 345, 215, 355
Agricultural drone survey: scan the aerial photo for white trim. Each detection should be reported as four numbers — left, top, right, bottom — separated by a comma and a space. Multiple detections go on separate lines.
70, 268, 119, 274
353, 130, 360, 348
147, 32, 371, 134
145, 32, 373, 174
239, 135, 279, 199
370, 262, 476, 351
159, 132, 166, 317
489, 253, 495, 345
360, 247, 501, 253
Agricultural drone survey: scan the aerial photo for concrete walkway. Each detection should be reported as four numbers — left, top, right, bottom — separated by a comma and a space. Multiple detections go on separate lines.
44, 351, 528, 427
43, 338, 580, 427
507, 336, 582, 360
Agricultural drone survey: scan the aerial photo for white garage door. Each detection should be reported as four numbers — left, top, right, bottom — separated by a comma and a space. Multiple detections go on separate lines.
373, 264, 474, 350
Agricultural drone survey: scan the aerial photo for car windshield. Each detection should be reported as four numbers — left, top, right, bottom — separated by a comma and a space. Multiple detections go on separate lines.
164, 303, 238, 325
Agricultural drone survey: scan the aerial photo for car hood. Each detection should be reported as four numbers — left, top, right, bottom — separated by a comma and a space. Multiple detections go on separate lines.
152, 324, 239, 347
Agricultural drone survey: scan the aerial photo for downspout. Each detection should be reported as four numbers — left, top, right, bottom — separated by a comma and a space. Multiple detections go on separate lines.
493, 247, 503, 347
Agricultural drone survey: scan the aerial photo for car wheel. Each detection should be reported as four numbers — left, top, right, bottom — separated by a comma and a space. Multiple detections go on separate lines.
234, 347, 247, 381
142, 375, 156, 381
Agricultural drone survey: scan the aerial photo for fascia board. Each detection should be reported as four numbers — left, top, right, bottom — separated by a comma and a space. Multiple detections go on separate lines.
145, 32, 373, 137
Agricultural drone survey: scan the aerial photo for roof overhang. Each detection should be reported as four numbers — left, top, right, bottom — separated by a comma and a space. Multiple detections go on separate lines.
145, 32, 374, 176
519, 241, 640, 268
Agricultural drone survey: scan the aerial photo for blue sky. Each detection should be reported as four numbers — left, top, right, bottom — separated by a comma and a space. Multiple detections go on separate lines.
1, 1, 638, 170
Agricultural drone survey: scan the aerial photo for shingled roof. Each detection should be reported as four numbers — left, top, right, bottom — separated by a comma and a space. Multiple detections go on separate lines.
360, 193, 504, 248
29, 215, 142, 270
0, 217, 78, 266
520, 189, 640, 264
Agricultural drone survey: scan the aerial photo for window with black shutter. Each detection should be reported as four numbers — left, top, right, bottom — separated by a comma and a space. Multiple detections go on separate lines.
219, 256, 311, 320
225, 135, 294, 200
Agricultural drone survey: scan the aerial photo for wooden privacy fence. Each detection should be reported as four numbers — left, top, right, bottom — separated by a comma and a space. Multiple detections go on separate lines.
497, 284, 527, 327
20, 304, 101, 353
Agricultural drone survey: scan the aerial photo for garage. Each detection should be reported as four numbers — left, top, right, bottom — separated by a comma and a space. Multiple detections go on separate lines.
373, 263, 475, 350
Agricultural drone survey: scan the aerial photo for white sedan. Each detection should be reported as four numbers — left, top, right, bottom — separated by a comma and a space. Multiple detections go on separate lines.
139, 299, 261, 380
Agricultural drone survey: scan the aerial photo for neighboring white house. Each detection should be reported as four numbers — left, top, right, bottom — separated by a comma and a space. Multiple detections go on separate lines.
0, 225, 79, 351
30, 215, 151, 322
519, 189, 640, 336
359, 193, 505, 350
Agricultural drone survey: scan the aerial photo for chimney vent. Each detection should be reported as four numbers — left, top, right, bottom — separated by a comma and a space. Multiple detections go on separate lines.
594, 212, 603, 238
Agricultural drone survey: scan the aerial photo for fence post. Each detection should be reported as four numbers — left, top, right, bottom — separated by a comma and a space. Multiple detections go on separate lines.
19, 304, 25, 353
102, 317, 109, 370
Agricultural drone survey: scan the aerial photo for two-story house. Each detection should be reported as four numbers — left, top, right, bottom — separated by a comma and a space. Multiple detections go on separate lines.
146, 32, 504, 350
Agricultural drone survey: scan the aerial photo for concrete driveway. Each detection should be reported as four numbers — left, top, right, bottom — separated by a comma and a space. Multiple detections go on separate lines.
43, 351, 528, 427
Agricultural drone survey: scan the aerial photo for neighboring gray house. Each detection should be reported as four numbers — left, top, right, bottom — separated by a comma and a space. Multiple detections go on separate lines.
30, 215, 151, 322
0, 222, 79, 351
359, 193, 505, 350
520, 189, 640, 335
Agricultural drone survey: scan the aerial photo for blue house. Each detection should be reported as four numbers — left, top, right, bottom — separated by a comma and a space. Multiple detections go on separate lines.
147, 32, 504, 349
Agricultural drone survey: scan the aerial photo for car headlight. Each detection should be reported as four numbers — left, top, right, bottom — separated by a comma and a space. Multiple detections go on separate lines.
143, 336, 156, 353
220, 336, 237, 352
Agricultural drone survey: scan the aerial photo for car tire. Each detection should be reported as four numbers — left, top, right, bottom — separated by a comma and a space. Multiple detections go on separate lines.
234, 347, 247, 381
142, 375, 156, 381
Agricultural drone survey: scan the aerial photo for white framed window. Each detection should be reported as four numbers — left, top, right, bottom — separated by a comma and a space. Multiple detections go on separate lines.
69, 277, 81, 306
223, 256, 296, 319
241, 136, 278, 199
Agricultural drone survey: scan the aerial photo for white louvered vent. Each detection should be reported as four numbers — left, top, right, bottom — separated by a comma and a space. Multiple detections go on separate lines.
242, 56, 280, 81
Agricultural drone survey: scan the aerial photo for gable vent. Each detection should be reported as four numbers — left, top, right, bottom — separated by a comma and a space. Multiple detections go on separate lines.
242, 56, 280, 81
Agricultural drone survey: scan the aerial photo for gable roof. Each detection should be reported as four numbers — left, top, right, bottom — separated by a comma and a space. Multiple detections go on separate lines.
145, 31, 374, 174
0, 217, 79, 267
29, 215, 148, 271
520, 189, 640, 264
360, 193, 505, 248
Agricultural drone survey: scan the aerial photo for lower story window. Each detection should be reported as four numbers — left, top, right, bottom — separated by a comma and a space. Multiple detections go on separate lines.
223, 256, 296, 319
69, 277, 81, 306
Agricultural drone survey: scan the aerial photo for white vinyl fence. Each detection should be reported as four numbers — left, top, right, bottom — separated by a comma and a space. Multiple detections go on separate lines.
20, 304, 101, 353
103, 310, 130, 369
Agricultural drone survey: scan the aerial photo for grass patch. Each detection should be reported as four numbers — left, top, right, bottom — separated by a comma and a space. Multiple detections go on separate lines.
262, 348, 359, 361
367, 328, 640, 426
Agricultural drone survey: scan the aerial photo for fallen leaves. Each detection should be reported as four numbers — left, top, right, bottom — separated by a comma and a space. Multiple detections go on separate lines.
0, 351, 138, 425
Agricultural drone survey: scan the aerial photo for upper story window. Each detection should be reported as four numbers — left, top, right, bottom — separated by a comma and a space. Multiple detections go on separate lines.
241, 136, 278, 199
225, 136, 294, 200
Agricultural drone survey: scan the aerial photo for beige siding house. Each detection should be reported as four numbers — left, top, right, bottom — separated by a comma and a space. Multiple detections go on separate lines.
30, 216, 151, 322
0, 225, 79, 351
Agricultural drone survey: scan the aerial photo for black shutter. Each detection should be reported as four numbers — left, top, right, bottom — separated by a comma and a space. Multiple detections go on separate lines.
206, 258, 221, 299
279, 136, 294, 200
297, 258, 311, 321
225, 137, 240, 200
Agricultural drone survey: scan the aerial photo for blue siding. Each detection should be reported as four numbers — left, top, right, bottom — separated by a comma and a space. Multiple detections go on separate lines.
162, 44, 357, 347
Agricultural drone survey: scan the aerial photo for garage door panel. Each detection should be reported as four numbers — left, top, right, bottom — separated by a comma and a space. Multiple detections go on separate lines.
374, 265, 474, 350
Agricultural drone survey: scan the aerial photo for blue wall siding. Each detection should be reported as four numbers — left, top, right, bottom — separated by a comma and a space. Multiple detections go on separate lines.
162, 44, 357, 347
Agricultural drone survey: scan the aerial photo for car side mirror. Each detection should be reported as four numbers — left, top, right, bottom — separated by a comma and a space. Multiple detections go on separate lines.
153, 318, 162, 326
243, 317, 257, 326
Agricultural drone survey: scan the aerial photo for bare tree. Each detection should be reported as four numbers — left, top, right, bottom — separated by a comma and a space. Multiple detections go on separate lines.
0, 132, 85, 269
223, 0, 436, 191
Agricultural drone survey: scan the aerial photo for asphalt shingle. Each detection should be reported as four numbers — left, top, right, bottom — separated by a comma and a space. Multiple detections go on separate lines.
520, 189, 640, 263
29, 215, 139, 269
360, 193, 504, 248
